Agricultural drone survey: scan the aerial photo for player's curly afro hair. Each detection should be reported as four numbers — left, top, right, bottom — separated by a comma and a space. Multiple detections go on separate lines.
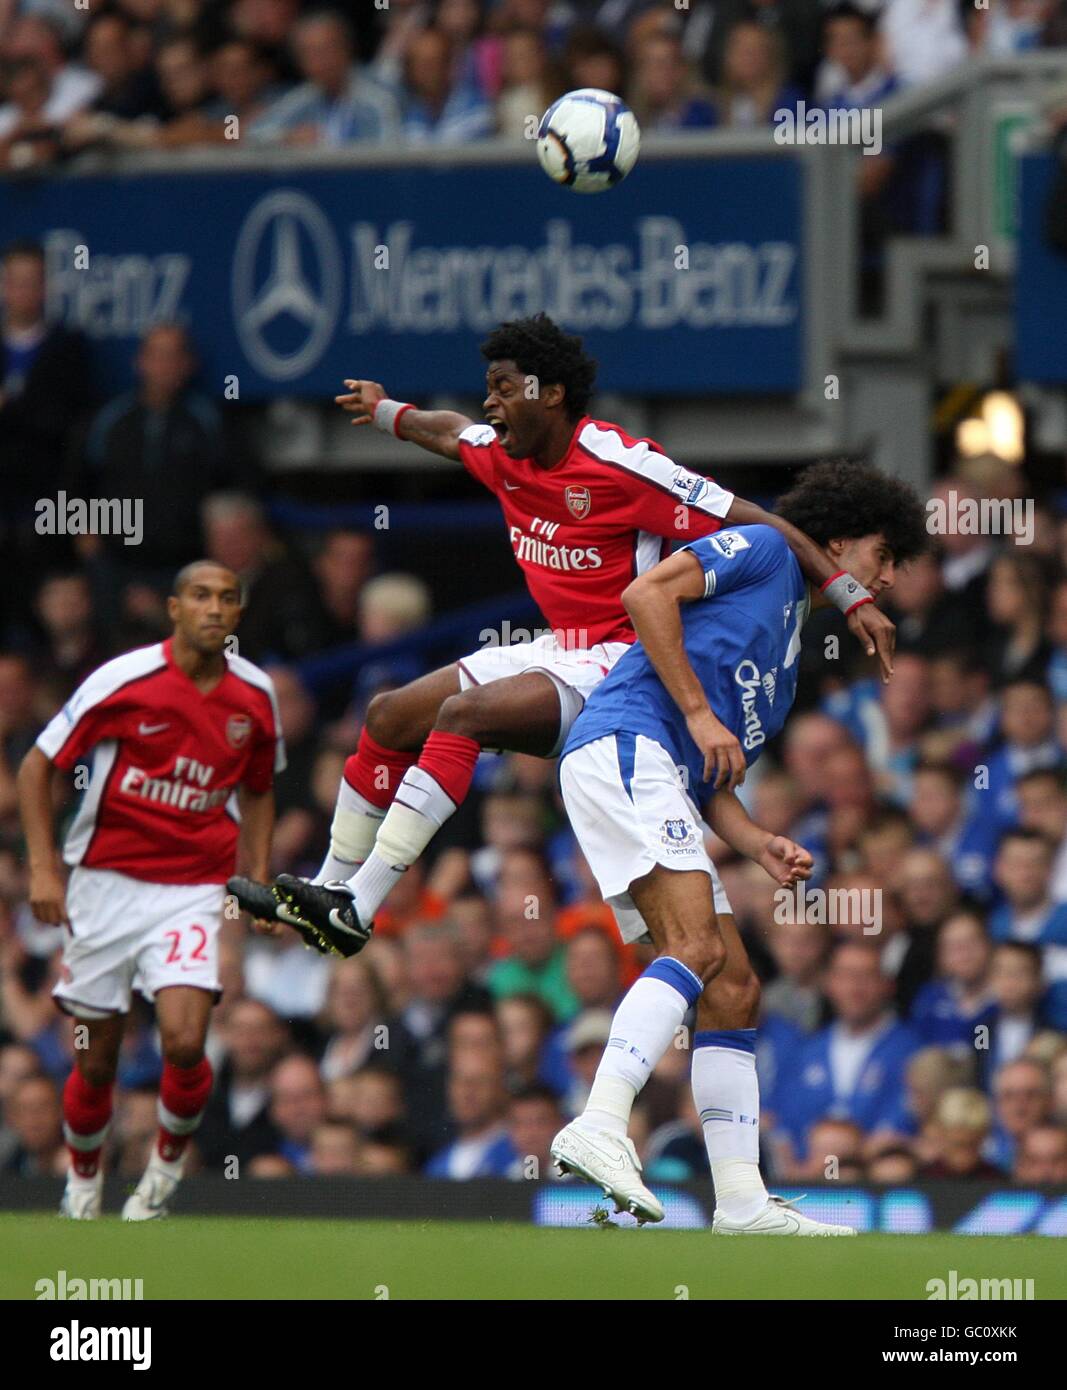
480, 313, 598, 420
775, 458, 928, 561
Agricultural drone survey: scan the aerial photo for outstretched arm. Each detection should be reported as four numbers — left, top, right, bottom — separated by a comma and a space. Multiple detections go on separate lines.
17, 746, 69, 927
725, 497, 896, 682
707, 788, 813, 888
335, 379, 472, 461
622, 550, 747, 792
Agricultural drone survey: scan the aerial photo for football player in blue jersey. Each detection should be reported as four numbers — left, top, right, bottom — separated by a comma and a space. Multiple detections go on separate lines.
551, 459, 927, 1234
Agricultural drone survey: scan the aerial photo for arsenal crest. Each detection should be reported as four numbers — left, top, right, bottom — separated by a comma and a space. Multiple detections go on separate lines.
226, 713, 253, 749
565, 485, 591, 519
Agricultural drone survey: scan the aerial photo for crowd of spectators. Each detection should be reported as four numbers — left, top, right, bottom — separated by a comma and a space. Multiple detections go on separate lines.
0, 0, 1061, 175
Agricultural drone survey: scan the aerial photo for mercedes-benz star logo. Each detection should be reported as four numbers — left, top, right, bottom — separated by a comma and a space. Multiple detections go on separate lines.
232, 190, 342, 381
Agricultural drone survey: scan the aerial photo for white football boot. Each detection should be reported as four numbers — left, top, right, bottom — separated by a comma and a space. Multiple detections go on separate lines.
713, 1193, 856, 1236
122, 1149, 184, 1221
551, 1120, 664, 1224
59, 1170, 103, 1220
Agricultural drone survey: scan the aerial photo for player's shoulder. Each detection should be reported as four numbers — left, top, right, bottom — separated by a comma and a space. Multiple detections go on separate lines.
225, 651, 279, 703
696, 524, 788, 559
576, 417, 668, 467
68, 643, 168, 711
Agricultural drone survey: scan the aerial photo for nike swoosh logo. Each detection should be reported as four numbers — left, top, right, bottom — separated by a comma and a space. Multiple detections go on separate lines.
138, 722, 170, 735
503, 481, 520, 491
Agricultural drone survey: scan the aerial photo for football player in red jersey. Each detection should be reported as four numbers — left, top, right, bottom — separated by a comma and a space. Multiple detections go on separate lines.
230, 314, 892, 956
17, 561, 285, 1220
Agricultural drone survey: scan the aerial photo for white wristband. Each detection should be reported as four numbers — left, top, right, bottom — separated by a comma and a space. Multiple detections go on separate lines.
373, 399, 414, 436
821, 571, 873, 615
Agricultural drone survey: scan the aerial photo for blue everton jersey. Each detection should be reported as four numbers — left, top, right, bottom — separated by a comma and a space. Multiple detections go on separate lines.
563, 525, 809, 801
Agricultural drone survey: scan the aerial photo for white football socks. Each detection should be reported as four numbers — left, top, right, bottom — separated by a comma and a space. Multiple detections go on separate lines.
578, 958, 704, 1137
692, 1030, 769, 1223
345, 766, 458, 919
313, 780, 385, 885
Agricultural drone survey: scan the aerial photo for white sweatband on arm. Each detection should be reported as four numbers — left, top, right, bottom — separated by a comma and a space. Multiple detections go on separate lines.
821, 571, 873, 615
372, 399, 414, 436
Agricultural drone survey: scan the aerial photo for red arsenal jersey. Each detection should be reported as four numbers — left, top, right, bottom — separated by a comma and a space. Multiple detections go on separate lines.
36, 639, 285, 885
458, 417, 734, 646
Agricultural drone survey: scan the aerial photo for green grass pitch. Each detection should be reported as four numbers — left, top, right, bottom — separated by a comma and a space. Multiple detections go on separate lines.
2, 1214, 1064, 1300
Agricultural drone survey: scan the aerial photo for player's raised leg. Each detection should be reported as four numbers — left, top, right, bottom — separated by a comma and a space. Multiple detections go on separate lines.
275, 668, 564, 955
122, 986, 214, 1221
59, 1013, 123, 1219
552, 863, 726, 1222
695, 912, 854, 1236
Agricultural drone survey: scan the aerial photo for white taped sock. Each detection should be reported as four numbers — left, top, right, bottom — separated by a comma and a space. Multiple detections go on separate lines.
692, 1037, 768, 1223
313, 781, 385, 885
345, 767, 457, 919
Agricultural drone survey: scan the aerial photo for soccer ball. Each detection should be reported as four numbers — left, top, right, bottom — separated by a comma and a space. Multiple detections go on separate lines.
536, 88, 641, 194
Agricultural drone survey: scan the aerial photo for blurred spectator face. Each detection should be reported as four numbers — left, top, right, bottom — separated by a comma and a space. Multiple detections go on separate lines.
502, 29, 546, 88
566, 930, 620, 1008
860, 817, 915, 880
1017, 773, 1067, 841
771, 918, 827, 982
1000, 683, 1053, 746
937, 1122, 988, 1174
0, 1043, 41, 1111
1052, 1053, 1067, 1124
449, 1011, 499, 1057
9, 1076, 61, 1158
448, 1051, 506, 1133
824, 944, 890, 1027
994, 836, 1054, 911
867, 1151, 918, 1183
987, 555, 1038, 628
113, 1090, 159, 1176
0, 654, 35, 731
929, 653, 989, 719
6, 60, 50, 122
887, 552, 941, 614
898, 849, 957, 928
405, 29, 453, 106
1015, 1125, 1067, 1183
481, 794, 543, 851
227, 1000, 287, 1080
316, 531, 373, 603
359, 574, 430, 642
567, 33, 624, 95
499, 893, 557, 968
271, 1056, 326, 1143
751, 772, 802, 837
331, 1070, 402, 1132
212, 40, 271, 110
137, 325, 193, 403
232, 0, 300, 46
404, 929, 465, 1004
497, 850, 555, 913
801, 1119, 864, 1181
312, 749, 346, 816
86, 16, 134, 86
325, 957, 379, 1035
880, 654, 931, 738
907, 1049, 961, 1125
294, 17, 352, 93
496, 996, 550, 1075
990, 944, 1043, 1013
266, 666, 316, 745
437, 0, 482, 45
157, 38, 208, 113
359, 1140, 409, 1175
451, 895, 492, 972
4, 17, 64, 74
930, 479, 982, 557
633, 35, 686, 109
937, 912, 991, 986
508, 1094, 562, 1170
1, 248, 46, 328
824, 14, 876, 81
994, 1060, 1050, 1137
909, 768, 961, 837
723, 22, 776, 90
783, 715, 853, 802
203, 497, 268, 574
35, 574, 93, 638
310, 1122, 360, 1175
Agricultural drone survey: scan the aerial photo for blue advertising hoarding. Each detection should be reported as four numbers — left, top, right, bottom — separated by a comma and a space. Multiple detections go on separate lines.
2, 155, 804, 399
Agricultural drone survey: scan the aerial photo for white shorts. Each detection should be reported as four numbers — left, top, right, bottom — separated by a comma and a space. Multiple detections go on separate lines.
559, 732, 732, 945
457, 632, 630, 757
54, 866, 225, 1020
